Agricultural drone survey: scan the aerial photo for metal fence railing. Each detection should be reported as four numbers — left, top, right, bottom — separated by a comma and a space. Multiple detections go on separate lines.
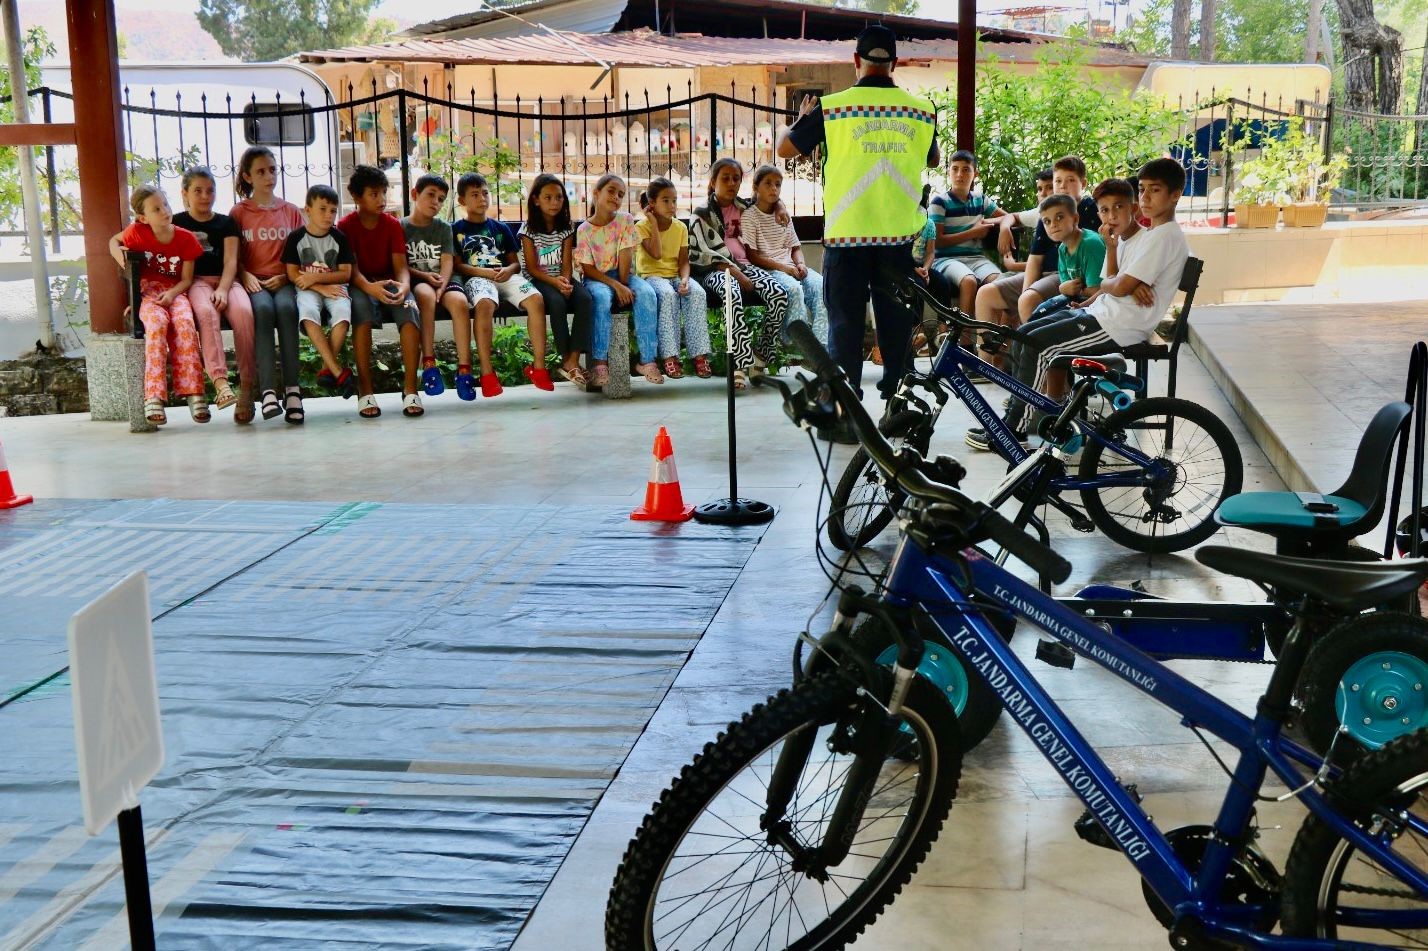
1301, 99, 1428, 209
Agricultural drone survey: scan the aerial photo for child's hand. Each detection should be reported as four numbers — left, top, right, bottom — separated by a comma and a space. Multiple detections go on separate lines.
383, 281, 407, 305
555, 276, 574, 295
997, 221, 1015, 254
1132, 283, 1155, 307
914, 265, 929, 281
677, 277, 689, 296
157, 288, 178, 307
213, 287, 228, 310
774, 202, 790, 227
499, 265, 518, 283
733, 268, 755, 292
1060, 279, 1083, 297
241, 273, 263, 294
110, 244, 128, 270
316, 284, 347, 300
613, 282, 634, 307
794, 263, 808, 280
261, 274, 286, 292
1099, 224, 1118, 249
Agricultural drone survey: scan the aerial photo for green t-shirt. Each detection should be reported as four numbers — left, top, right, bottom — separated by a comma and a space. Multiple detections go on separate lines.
1057, 229, 1107, 289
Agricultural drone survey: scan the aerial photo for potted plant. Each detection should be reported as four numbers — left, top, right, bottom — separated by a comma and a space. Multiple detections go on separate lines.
1276, 119, 1347, 228
1231, 168, 1282, 229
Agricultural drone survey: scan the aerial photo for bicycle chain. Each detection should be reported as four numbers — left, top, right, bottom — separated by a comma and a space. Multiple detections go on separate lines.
1338, 881, 1423, 901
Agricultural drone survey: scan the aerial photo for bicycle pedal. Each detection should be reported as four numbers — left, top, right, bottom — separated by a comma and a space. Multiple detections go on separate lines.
1068, 511, 1096, 533
1074, 782, 1143, 850
1035, 638, 1076, 669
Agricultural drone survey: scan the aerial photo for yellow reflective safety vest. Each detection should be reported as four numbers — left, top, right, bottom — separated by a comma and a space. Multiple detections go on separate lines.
820, 84, 936, 247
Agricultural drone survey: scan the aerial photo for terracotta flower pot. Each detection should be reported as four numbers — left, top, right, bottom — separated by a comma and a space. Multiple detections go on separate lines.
1282, 202, 1328, 228
1234, 203, 1279, 229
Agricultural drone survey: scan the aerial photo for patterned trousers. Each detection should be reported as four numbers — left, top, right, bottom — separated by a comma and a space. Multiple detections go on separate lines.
699, 264, 788, 371
139, 282, 203, 402
646, 276, 711, 359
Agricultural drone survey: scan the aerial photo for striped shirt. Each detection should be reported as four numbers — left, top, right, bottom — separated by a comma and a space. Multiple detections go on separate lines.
741, 205, 800, 268
928, 190, 999, 259
518, 224, 573, 279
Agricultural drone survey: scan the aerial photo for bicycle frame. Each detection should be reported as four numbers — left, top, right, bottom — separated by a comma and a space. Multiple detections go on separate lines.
926, 338, 1169, 496
877, 534, 1428, 948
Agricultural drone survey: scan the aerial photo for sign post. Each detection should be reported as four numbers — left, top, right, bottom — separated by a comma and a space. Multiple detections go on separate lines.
68, 570, 163, 951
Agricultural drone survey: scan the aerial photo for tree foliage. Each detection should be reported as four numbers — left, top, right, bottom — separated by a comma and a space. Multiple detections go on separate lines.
926, 41, 1185, 214
801, 0, 921, 18
197, 0, 396, 62
1124, 0, 1332, 64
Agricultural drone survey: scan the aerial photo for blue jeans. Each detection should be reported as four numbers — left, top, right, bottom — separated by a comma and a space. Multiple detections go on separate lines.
765, 268, 829, 347
586, 271, 658, 363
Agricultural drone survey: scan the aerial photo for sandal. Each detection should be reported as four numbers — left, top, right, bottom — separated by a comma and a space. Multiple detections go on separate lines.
234, 382, 254, 424
260, 389, 281, 420
213, 379, 237, 411
693, 356, 713, 379
357, 394, 381, 418
188, 395, 211, 424
144, 398, 167, 425
662, 357, 684, 380
590, 363, 610, 388
558, 364, 587, 390
733, 369, 749, 391
402, 391, 424, 417
283, 391, 304, 425
636, 361, 664, 385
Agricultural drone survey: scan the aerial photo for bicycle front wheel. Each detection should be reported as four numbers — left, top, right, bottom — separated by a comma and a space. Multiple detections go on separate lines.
1079, 396, 1242, 554
605, 670, 961, 950
826, 411, 927, 552
1280, 729, 1428, 942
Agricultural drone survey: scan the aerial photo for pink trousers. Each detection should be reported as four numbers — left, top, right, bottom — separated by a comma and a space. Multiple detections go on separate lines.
138, 281, 203, 402
187, 278, 257, 388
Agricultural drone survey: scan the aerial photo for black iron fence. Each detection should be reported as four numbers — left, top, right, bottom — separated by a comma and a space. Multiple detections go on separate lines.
9, 80, 1428, 249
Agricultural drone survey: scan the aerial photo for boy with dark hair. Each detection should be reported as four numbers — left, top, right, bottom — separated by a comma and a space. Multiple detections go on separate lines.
928, 149, 1006, 316
451, 172, 553, 397
337, 164, 424, 419
403, 174, 478, 400
977, 155, 1101, 354
999, 168, 1055, 274
965, 159, 1188, 450
283, 183, 356, 398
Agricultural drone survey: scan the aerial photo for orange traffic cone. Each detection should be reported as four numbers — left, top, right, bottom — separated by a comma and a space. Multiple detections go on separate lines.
0, 437, 32, 509
632, 426, 694, 522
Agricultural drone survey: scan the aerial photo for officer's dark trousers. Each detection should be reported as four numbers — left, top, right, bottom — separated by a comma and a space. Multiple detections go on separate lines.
823, 242, 917, 399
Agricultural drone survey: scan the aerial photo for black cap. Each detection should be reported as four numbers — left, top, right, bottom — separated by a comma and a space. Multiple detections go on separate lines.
855, 25, 897, 64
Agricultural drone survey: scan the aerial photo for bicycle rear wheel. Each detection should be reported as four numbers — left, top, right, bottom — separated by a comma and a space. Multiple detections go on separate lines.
605, 670, 961, 950
1280, 729, 1428, 942
826, 411, 929, 552
1079, 396, 1242, 554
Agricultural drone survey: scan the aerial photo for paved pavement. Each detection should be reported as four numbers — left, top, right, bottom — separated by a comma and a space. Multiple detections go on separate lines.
0, 351, 1308, 949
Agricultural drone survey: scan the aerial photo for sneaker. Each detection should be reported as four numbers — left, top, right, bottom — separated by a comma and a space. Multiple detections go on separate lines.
316, 368, 337, 392
524, 365, 555, 391
480, 372, 504, 398
964, 427, 1028, 452
422, 365, 445, 396
336, 367, 358, 399
455, 372, 478, 402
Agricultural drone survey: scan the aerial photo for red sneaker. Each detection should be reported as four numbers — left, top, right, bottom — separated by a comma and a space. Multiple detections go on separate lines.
480, 372, 504, 398
524, 365, 555, 391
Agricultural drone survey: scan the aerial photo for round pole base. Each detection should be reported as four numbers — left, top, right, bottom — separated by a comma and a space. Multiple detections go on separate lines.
693, 497, 776, 526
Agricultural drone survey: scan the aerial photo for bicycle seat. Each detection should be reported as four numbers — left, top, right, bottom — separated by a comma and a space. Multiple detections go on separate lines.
1215, 402, 1411, 551
1195, 545, 1428, 613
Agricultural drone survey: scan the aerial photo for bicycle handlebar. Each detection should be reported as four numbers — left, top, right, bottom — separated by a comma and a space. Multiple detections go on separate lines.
901, 280, 1038, 347
786, 322, 1072, 585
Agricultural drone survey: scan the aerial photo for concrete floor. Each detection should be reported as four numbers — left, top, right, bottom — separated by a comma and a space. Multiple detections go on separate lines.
0, 352, 1301, 949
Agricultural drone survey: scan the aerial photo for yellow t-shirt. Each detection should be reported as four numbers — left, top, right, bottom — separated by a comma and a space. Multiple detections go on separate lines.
635, 216, 687, 280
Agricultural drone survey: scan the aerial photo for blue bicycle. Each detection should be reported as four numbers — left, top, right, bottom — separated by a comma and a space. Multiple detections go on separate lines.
606, 324, 1428, 949
828, 288, 1243, 556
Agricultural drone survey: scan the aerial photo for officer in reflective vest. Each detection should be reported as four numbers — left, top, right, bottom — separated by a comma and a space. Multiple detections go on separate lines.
777, 25, 939, 443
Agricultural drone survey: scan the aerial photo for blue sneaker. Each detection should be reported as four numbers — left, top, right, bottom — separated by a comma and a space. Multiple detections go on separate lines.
455, 372, 478, 402
421, 364, 445, 396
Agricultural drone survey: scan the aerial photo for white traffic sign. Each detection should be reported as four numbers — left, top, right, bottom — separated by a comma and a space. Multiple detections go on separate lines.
68, 571, 164, 836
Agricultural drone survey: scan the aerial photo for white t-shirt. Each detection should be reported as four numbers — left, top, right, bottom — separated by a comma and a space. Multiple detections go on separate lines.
1086, 221, 1190, 346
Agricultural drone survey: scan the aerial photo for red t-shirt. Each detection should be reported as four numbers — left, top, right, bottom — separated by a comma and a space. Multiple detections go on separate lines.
230, 198, 305, 279
121, 221, 203, 288
336, 211, 406, 282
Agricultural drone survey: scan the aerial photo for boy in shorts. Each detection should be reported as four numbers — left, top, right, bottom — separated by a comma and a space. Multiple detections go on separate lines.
283, 183, 356, 397
338, 164, 424, 418
998, 168, 1054, 274
928, 150, 1006, 315
402, 174, 477, 400
451, 172, 553, 397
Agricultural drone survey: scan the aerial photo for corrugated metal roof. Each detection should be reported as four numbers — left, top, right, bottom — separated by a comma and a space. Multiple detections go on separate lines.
300, 29, 1150, 68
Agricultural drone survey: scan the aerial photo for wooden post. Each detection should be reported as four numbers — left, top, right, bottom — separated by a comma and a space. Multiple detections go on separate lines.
956, 0, 974, 151
66, 0, 127, 335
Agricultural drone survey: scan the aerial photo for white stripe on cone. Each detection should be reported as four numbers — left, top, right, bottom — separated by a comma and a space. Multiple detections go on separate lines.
649, 456, 679, 485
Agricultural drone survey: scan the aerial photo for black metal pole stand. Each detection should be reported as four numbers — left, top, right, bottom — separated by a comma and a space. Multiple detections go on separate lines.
117, 805, 156, 951
693, 279, 775, 526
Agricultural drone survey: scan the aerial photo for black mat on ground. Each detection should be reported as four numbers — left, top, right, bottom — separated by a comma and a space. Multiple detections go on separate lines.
0, 499, 765, 950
